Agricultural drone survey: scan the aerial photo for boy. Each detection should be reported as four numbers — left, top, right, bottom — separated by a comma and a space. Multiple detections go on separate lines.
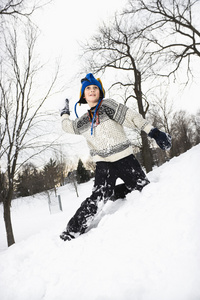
60, 73, 171, 241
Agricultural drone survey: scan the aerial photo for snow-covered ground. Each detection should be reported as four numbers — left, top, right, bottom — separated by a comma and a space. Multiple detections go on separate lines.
0, 145, 200, 300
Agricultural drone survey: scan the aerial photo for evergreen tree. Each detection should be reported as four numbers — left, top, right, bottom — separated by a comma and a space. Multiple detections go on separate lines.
16, 163, 44, 197
76, 159, 90, 184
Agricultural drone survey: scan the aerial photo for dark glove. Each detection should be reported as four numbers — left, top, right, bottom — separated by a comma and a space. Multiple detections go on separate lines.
60, 98, 70, 116
148, 128, 172, 150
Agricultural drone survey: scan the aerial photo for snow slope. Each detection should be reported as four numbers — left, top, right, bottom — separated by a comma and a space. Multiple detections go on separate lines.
0, 145, 200, 300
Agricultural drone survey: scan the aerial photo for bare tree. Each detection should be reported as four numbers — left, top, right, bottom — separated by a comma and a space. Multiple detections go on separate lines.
125, 0, 200, 82
170, 110, 197, 156
0, 0, 50, 18
147, 90, 173, 134
194, 110, 200, 145
82, 14, 155, 172
147, 92, 174, 164
0, 0, 32, 17
68, 171, 79, 198
0, 21, 59, 247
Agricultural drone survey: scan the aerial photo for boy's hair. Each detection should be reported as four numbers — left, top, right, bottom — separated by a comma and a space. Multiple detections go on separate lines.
78, 73, 105, 104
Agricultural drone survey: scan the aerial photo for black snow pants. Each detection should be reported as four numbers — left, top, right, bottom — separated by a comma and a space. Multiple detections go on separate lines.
65, 154, 149, 238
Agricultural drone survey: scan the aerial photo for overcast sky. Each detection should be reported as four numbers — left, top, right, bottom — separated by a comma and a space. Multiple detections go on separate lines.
34, 0, 200, 115
33, 0, 128, 108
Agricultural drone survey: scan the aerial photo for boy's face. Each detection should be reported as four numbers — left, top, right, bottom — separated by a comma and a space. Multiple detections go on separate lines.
84, 85, 100, 107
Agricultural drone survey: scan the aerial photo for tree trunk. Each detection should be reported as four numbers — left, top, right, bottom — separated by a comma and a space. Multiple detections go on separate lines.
141, 131, 153, 173
134, 70, 153, 172
3, 197, 15, 247
3, 202, 15, 247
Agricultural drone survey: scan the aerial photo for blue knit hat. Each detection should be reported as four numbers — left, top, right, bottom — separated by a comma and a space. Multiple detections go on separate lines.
78, 73, 105, 104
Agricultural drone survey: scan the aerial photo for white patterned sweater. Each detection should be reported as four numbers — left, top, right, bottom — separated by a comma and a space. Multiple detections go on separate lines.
62, 98, 153, 162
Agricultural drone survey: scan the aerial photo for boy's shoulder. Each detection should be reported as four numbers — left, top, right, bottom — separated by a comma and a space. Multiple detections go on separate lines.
101, 98, 129, 124
102, 98, 129, 112
101, 98, 118, 109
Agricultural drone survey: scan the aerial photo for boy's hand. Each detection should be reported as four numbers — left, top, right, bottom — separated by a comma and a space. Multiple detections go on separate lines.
60, 99, 70, 116
148, 128, 172, 150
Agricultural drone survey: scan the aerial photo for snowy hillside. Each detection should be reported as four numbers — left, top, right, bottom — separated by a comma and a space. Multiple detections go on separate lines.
0, 145, 200, 300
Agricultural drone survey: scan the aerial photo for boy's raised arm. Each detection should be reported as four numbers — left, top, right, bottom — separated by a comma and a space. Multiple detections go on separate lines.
60, 99, 77, 135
